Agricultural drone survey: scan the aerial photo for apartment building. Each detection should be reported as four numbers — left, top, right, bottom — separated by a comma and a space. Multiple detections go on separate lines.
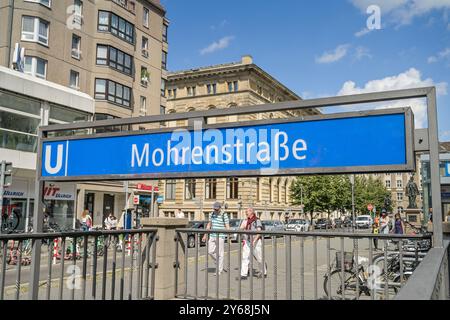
159, 55, 320, 221
0, 0, 169, 225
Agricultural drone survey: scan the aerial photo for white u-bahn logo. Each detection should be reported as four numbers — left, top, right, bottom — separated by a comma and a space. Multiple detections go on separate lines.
44, 144, 64, 175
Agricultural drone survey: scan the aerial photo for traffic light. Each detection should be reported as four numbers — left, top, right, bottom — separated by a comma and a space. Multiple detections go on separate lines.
1, 161, 13, 187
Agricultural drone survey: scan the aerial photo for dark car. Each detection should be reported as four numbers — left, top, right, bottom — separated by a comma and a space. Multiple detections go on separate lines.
315, 218, 332, 229
333, 218, 343, 228
187, 220, 208, 248
343, 216, 353, 228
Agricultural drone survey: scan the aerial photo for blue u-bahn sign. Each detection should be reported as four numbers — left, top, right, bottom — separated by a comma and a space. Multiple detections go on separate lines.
40, 109, 415, 181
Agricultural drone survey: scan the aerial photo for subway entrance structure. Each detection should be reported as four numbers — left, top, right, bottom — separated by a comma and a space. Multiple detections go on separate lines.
29, 87, 445, 299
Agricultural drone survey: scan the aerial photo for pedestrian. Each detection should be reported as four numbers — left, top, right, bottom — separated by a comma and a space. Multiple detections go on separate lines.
394, 213, 405, 235
176, 208, 185, 219
380, 210, 390, 234
372, 212, 380, 250
237, 207, 267, 280
80, 209, 92, 231
104, 211, 118, 230
202, 202, 229, 275
380, 210, 390, 249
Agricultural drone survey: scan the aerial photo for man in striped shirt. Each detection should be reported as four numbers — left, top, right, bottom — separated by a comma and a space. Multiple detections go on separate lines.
202, 201, 230, 275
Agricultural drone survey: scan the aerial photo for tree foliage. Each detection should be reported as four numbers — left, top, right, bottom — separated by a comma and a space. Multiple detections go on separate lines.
290, 175, 392, 218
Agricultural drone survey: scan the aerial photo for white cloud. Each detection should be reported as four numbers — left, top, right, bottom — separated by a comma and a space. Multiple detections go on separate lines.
200, 36, 234, 55
441, 130, 450, 140
354, 28, 373, 37
338, 68, 448, 128
350, 0, 450, 26
427, 47, 450, 64
315, 44, 350, 64
355, 46, 372, 60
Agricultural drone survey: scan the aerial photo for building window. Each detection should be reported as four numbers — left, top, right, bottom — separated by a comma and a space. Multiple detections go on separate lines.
185, 179, 196, 200
160, 105, 166, 115
96, 45, 133, 76
396, 180, 403, 188
397, 192, 403, 201
226, 178, 239, 199
143, 7, 149, 28
21, 16, 49, 46
161, 79, 166, 97
140, 96, 147, 116
397, 207, 404, 214
256, 178, 261, 201
98, 11, 134, 44
205, 178, 217, 199
72, 0, 83, 27
162, 51, 168, 70
269, 179, 273, 202
162, 23, 168, 42
165, 180, 176, 200
24, 56, 47, 79
71, 34, 81, 59
285, 181, 289, 203
94, 79, 131, 108
187, 86, 196, 97
227, 81, 238, 92
207, 83, 217, 95
141, 67, 149, 86
141, 36, 149, 57
385, 180, 391, 188
25, 0, 51, 8
69, 70, 79, 89
168, 88, 176, 99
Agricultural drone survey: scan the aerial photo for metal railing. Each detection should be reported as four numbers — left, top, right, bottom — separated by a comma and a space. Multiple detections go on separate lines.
0, 228, 158, 300
174, 228, 431, 300
395, 240, 449, 300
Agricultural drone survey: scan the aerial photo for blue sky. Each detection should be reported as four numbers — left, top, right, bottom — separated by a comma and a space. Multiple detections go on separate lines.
161, 0, 450, 140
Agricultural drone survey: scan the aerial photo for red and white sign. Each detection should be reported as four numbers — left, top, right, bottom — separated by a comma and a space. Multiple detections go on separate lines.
367, 204, 373, 211
137, 183, 159, 192
133, 195, 140, 205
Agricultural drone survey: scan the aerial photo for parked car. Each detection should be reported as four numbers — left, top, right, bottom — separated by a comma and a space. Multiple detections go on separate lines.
285, 219, 309, 232
343, 216, 353, 228
261, 220, 285, 237
187, 220, 208, 248
314, 218, 332, 229
355, 215, 373, 229
333, 218, 343, 228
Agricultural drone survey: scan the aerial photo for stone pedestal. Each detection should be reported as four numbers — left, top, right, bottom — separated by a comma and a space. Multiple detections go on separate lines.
141, 217, 189, 300
404, 208, 422, 233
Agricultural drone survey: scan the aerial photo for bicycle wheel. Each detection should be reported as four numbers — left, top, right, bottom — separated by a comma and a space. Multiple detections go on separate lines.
323, 269, 361, 300
1, 212, 20, 234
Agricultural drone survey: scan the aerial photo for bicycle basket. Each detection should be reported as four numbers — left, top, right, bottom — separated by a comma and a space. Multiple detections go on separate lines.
335, 252, 354, 271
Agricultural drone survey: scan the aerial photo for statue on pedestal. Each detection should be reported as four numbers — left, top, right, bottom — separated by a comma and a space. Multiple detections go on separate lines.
406, 175, 420, 209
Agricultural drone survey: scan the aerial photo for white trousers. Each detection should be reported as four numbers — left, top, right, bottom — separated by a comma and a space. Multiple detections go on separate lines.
208, 237, 225, 273
241, 239, 267, 277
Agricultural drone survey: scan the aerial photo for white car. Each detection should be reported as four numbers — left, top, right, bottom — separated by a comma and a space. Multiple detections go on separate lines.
355, 215, 373, 229
285, 219, 309, 232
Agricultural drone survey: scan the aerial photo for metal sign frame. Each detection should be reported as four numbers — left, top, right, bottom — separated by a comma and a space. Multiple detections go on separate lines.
40, 107, 415, 181
28, 86, 445, 299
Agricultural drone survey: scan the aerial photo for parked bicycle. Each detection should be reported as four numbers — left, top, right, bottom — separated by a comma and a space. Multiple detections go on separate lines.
1, 205, 21, 234
323, 250, 399, 300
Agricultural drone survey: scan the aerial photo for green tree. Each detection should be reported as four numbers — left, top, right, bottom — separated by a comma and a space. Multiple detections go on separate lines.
290, 174, 391, 218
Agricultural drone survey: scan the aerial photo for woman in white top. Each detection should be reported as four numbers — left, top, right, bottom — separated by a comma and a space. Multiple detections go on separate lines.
81, 209, 92, 231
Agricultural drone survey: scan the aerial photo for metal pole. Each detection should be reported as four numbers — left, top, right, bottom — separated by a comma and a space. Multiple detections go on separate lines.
351, 174, 355, 232
150, 185, 154, 218
29, 130, 45, 300
0, 161, 5, 235
427, 88, 443, 248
